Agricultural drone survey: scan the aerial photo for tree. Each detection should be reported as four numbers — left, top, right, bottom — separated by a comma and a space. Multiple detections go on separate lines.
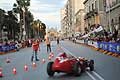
0, 8, 5, 39
25, 10, 34, 38
3, 10, 19, 40
13, 0, 31, 40
41, 23, 46, 39
31, 20, 46, 39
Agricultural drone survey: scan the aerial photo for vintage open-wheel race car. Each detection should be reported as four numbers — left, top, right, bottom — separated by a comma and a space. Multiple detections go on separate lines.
47, 52, 94, 77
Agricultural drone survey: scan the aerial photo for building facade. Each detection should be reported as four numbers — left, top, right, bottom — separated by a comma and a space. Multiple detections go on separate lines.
60, 7, 67, 37
74, 9, 85, 33
105, 0, 120, 35
74, 0, 85, 34
66, 0, 74, 37
61, 0, 86, 37
84, 0, 106, 31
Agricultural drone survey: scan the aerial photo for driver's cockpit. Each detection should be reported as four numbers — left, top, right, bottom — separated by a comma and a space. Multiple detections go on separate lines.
57, 52, 75, 59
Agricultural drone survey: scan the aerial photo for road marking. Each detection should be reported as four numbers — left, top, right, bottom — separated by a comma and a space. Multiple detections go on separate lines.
61, 46, 105, 80
92, 71, 104, 80
86, 71, 97, 80
61, 46, 77, 58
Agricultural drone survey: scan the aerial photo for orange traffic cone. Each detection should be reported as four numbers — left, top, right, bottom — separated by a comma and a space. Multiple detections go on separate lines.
0, 71, 3, 77
24, 65, 28, 71
42, 59, 45, 64
32, 62, 36, 68
12, 68, 17, 75
6, 57, 10, 63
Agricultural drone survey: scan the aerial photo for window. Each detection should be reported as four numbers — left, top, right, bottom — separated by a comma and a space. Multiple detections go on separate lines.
89, 6, 90, 12
111, 19, 114, 25
119, 16, 120, 30
95, 1, 97, 10
92, 3, 94, 10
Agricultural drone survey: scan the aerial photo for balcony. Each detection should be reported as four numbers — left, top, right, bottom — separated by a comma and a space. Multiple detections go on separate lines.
84, 9, 98, 20
106, 1, 120, 12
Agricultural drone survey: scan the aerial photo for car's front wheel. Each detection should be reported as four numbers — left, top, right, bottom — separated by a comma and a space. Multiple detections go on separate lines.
73, 62, 82, 76
89, 60, 94, 71
47, 62, 55, 77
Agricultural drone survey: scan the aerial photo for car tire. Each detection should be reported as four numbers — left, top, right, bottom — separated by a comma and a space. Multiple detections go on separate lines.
81, 61, 87, 72
47, 62, 54, 77
73, 62, 82, 76
89, 60, 94, 71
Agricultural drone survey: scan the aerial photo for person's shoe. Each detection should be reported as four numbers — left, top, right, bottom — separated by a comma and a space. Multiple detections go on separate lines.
36, 59, 39, 61
31, 59, 33, 62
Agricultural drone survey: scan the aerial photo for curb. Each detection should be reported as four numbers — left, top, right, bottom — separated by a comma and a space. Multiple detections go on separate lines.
0, 50, 17, 55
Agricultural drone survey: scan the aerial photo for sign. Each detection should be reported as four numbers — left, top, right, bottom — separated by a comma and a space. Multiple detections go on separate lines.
0, 44, 16, 52
94, 26, 103, 32
82, 26, 103, 38
97, 42, 120, 54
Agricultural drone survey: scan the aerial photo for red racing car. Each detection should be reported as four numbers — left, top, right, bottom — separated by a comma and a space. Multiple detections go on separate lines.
47, 52, 94, 77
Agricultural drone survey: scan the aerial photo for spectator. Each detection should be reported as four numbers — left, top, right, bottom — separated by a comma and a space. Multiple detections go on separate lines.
45, 36, 51, 53
57, 37, 60, 45
112, 29, 118, 41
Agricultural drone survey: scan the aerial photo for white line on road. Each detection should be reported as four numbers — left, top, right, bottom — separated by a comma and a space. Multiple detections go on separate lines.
61, 46, 77, 58
86, 71, 97, 80
61, 46, 105, 80
92, 71, 104, 80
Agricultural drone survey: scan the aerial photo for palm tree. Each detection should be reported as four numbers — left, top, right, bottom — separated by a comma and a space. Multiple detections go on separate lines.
0, 8, 5, 39
41, 23, 46, 39
3, 10, 18, 40
13, 0, 31, 40
31, 20, 38, 38
25, 10, 34, 38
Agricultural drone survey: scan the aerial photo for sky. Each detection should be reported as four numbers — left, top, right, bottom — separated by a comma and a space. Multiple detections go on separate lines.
0, 0, 67, 29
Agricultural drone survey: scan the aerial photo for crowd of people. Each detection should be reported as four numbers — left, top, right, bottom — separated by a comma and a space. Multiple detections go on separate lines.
76, 24, 120, 43
0, 39, 34, 52
0, 35, 61, 57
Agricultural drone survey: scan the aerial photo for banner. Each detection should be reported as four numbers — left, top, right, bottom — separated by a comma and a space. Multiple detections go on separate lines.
0, 44, 16, 52
97, 42, 120, 54
82, 26, 103, 38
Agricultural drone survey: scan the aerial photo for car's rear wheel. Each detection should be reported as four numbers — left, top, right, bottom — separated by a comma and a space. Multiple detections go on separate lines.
73, 62, 82, 76
89, 60, 94, 71
81, 61, 87, 72
47, 62, 55, 77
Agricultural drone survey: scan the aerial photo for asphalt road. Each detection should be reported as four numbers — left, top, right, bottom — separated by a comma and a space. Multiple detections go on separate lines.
0, 40, 120, 80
